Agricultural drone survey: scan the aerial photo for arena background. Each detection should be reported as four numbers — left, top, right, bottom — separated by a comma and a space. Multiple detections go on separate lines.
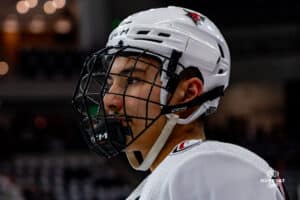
0, 0, 299, 199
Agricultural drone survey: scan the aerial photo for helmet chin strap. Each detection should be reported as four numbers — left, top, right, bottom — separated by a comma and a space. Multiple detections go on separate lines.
126, 114, 179, 171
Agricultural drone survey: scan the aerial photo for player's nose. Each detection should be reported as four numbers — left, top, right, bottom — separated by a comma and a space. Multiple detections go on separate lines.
103, 84, 123, 113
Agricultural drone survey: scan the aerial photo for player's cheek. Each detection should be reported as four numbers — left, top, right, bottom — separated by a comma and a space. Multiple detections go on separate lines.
125, 90, 148, 133
123, 93, 143, 131
126, 86, 147, 110
147, 87, 162, 116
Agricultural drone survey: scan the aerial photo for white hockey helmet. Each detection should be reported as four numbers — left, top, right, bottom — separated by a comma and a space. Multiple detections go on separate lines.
107, 6, 230, 124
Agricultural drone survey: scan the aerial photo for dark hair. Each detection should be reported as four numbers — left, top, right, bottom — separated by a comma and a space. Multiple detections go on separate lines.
179, 66, 204, 83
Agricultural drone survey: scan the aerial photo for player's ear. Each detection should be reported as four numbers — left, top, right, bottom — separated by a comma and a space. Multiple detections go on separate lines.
170, 77, 203, 105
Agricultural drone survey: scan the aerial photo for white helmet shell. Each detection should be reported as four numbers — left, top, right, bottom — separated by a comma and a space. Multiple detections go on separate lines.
106, 6, 231, 124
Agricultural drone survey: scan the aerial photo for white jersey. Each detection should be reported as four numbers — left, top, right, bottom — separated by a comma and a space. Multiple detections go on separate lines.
126, 140, 286, 200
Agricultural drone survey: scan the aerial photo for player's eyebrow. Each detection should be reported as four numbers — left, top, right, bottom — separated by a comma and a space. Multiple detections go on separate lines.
119, 66, 146, 76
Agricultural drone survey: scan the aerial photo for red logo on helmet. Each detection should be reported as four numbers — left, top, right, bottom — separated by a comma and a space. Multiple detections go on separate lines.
184, 9, 205, 25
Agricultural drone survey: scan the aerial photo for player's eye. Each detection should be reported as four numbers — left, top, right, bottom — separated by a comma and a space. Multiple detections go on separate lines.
127, 77, 141, 85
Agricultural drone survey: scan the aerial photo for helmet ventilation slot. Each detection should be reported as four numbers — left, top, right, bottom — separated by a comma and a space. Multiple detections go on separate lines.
218, 43, 225, 58
218, 68, 225, 74
137, 30, 150, 35
134, 38, 163, 43
158, 32, 170, 37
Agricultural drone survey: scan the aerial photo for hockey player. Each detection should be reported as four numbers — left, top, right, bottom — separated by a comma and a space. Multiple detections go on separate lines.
72, 6, 288, 200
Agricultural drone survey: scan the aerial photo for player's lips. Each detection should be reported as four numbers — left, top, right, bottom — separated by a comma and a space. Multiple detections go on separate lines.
105, 111, 133, 126
108, 116, 132, 127
120, 118, 132, 127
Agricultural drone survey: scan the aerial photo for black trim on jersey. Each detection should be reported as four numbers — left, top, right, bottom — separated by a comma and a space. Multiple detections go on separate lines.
172, 140, 201, 154
281, 182, 290, 200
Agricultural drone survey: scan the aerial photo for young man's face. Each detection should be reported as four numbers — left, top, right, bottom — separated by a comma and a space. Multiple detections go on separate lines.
103, 55, 167, 152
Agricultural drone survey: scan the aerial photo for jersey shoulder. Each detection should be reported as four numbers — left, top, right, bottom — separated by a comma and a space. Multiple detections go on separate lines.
168, 140, 271, 172
160, 140, 284, 200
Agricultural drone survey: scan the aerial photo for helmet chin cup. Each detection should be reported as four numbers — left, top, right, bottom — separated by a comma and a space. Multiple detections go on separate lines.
81, 117, 131, 158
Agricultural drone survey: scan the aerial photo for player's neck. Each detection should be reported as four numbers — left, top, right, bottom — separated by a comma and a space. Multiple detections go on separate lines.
149, 121, 205, 171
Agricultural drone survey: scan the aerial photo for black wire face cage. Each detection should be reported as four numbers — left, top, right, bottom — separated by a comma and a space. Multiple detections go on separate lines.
72, 46, 186, 158
72, 45, 225, 158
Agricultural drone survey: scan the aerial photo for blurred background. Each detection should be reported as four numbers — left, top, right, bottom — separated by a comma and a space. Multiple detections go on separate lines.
0, 0, 299, 199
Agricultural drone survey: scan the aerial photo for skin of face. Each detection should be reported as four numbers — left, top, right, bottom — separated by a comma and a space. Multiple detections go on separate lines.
103, 55, 166, 153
